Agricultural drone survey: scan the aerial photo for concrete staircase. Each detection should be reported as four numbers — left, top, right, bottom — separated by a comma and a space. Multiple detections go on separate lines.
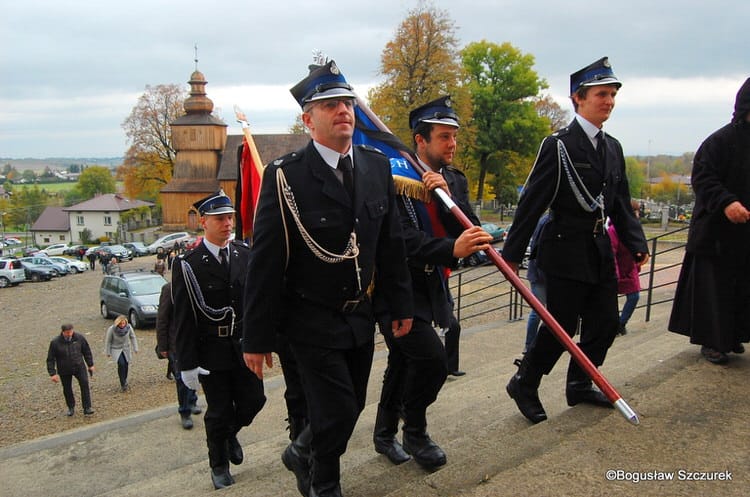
2, 304, 748, 497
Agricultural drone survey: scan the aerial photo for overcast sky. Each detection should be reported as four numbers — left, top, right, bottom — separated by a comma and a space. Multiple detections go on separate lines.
1, 0, 747, 159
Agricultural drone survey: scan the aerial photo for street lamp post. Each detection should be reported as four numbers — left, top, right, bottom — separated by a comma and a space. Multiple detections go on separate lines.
1, 212, 6, 256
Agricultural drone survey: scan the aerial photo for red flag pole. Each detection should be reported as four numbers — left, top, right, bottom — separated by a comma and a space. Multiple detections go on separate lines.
355, 96, 639, 425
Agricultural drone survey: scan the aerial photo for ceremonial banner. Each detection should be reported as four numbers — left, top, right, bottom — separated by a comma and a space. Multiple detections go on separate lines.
234, 106, 264, 241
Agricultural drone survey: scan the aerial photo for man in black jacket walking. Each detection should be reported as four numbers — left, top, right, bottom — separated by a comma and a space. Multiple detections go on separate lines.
46, 323, 95, 416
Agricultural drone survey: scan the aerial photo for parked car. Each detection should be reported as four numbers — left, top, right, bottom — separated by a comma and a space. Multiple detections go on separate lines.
20, 256, 69, 276
122, 242, 149, 257
147, 232, 191, 254
3, 237, 22, 245
481, 222, 506, 244
63, 245, 89, 257
460, 247, 502, 268
40, 243, 70, 256
22, 246, 41, 256
100, 270, 167, 328
48, 256, 89, 274
0, 257, 26, 287
85, 245, 102, 256
98, 244, 133, 262
19, 260, 55, 282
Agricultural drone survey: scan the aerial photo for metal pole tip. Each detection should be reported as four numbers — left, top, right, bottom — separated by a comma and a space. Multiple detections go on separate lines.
614, 398, 640, 425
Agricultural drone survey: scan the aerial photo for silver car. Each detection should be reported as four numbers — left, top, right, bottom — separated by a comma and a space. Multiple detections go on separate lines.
99, 270, 166, 328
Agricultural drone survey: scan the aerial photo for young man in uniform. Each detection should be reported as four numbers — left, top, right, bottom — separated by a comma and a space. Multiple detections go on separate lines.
172, 190, 266, 489
501, 57, 648, 423
372, 96, 491, 468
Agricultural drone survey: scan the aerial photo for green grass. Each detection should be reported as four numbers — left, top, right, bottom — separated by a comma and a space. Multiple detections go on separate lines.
12, 182, 77, 193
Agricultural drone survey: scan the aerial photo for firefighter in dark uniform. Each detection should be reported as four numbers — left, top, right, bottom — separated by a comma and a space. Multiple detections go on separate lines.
372, 96, 491, 468
242, 60, 413, 497
502, 57, 649, 424
172, 190, 266, 489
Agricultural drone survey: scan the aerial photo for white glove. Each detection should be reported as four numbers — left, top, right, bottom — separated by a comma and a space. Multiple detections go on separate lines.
181, 367, 210, 391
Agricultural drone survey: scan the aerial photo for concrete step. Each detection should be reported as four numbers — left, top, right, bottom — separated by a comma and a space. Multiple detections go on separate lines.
2, 304, 748, 497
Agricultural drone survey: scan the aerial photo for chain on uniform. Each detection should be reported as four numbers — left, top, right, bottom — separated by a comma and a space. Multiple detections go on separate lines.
179, 258, 236, 327
556, 139, 605, 223
276, 167, 363, 293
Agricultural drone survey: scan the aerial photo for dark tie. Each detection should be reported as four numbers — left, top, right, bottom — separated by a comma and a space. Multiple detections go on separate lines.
595, 131, 606, 162
219, 247, 229, 274
338, 155, 354, 199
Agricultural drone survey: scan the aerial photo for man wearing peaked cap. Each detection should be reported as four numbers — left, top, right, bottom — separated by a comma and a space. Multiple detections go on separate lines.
371, 95, 491, 469
502, 57, 649, 424
569, 56, 622, 95
290, 60, 356, 108
193, 189, 236, 216
408, 95, 460, 129
172, 188, 266, 489
242, 59, 413, 497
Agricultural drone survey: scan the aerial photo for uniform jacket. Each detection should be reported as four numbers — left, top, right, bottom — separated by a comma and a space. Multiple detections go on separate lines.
242, 141, 413, 351
104, 323, 138, 364
503, 119, 647, 284
385, 165, 480, 327
173, 239, 250, 371
46, 332, 94, 376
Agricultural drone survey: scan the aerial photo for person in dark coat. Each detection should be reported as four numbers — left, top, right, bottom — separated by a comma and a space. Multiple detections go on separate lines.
242, 60, 413, 497
524, 213, 550, 354
156, 281, 201, 429
372, 96, 491, 469
172, 190, 266, 490
46, 323, 95, 416
669, 77, 750, 364
501, 57, 649, 424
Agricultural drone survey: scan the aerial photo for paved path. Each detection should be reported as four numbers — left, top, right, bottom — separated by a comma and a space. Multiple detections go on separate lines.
1, 303, 747, 497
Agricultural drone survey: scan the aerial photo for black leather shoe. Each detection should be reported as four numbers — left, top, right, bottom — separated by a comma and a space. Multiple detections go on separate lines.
506, 375, 547, 423
309, 481, 342, 497
191, 405, 203, 415
66, 407, 74, 416
374, 435, 411, 465
210, 465, 234, 489
83, 407, 95, 415
181, 415, 193, 430
227, 435, 243, 465
402, 431, 447, 468
732, 343, 745, 354
566, 384, 613, 408
281, 443, 311, 497
449, 370, 466, 377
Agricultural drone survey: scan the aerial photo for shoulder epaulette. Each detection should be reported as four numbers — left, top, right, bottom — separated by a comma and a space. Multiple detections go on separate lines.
230, 239, 250, 249
551, 126, 571, 138
444, 164, 466, 177
270, 149, 304, 168
355, 144, 386, 157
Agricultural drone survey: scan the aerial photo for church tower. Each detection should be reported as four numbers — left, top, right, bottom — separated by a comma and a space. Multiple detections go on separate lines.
160, 66, 228, 230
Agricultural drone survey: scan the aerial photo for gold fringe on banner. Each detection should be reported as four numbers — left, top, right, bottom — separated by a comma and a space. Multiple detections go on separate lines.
393, 176, 431, 203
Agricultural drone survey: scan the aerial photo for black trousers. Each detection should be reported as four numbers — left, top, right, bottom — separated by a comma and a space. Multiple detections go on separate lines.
378, 316, 448, 429
199, 365, 266, 468
276, 333, 307, 425
60, 364, 91, 410
290, 339, 373, 485
525, 273, 619, 383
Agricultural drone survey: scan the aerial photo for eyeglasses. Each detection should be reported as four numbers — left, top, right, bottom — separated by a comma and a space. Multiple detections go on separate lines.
315, 98, 356, 111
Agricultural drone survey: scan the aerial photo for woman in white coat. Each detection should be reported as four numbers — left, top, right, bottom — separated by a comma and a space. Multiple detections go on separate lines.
104, 315, 139, 391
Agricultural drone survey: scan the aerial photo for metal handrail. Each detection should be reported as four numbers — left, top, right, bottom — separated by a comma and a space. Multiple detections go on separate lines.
450, 225, 689, 327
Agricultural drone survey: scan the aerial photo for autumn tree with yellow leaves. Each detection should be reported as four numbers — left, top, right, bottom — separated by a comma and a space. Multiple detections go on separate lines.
119, 84, 185, 201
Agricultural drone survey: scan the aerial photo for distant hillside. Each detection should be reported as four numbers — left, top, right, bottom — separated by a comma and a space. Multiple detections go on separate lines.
0, 157, 123, 171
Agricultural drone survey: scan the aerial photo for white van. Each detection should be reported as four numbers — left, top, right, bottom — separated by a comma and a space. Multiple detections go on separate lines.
147, 232, 191, 254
